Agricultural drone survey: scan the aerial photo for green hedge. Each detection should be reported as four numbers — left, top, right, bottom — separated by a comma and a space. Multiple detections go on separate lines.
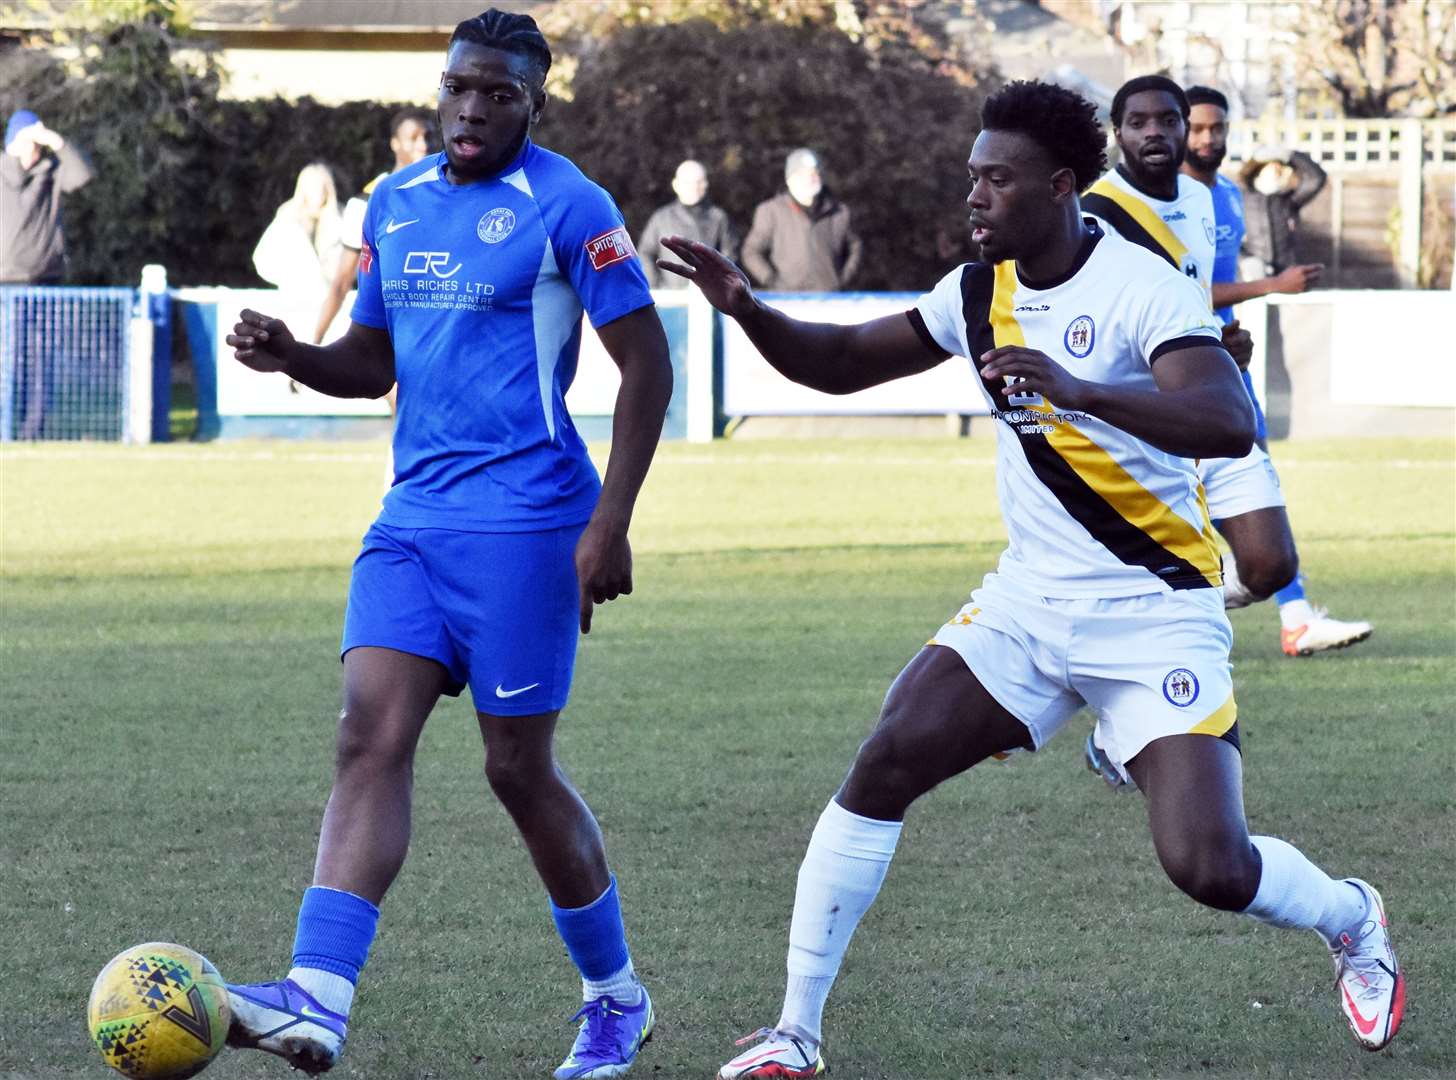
2, 14, 991, 291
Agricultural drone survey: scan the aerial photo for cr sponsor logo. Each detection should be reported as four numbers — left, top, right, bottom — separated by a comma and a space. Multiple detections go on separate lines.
403, 251, 462, 278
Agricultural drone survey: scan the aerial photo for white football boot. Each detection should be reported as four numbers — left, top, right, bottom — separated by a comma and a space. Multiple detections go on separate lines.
1280, 604, 1373, 656
1329, 880, 1405, 1051
719, 1027, 825, 1078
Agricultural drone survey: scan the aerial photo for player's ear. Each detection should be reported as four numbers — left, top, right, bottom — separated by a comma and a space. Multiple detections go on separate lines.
1049, 166, 1077, 202
530, 87, 546, 126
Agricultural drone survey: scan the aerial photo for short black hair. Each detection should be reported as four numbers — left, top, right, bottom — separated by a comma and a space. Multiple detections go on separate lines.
449, 8, 551, 91
979, 80, 1108, 193
390, 108, 432, 139
1111, 75, 1189, 127
1185, 85, 1229, 113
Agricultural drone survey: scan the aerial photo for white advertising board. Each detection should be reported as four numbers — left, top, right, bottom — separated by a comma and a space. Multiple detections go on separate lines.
200, 288, 391, 417
722, 294, 990, 416
1327, 291, 1456, 408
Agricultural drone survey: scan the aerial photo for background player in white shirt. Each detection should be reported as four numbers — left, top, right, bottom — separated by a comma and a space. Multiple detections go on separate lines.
1085, 76, 1371, 658
659, 79, 1403, 1078
1182, 83, 1372, 657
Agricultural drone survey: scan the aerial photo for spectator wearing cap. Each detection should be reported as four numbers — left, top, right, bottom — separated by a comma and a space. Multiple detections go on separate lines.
1, 109, 93, 284
741, 148, 862, 291
635, 159, 738, 289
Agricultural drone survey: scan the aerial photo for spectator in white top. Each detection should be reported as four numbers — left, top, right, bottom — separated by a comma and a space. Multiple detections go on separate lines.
252, 162, 342, 307
312, 110, 433, 344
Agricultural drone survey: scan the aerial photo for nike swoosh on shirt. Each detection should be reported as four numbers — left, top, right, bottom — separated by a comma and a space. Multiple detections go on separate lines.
495, 682, 540, 699
384, 218, 419, 234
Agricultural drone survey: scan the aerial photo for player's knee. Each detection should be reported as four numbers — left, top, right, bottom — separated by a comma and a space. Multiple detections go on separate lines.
1237, 546, 1298, 600
483, 745, 552, 807
847, 725, 925, 809
1158, 837, 1259, 911
333, 705, 417, 774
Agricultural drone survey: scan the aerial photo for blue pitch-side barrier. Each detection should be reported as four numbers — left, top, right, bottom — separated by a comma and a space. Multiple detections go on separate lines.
0, 285, 170, 443
7, 282, 1450, 445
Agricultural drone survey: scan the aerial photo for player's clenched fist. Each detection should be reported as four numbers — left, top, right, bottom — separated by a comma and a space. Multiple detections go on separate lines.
980, 345, 1090, 410
227, 309, 296, 372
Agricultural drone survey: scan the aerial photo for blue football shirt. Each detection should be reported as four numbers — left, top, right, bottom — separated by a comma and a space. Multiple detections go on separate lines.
1208, 173, 1266, 438
1209, 173, 1245, 326
352, 141, 654, 531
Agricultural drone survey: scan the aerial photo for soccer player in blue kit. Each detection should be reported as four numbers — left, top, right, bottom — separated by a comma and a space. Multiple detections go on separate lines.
223, 10, 671, 1078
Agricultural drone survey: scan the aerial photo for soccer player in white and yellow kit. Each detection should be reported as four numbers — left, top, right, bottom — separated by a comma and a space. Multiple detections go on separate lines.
658, 80, 1404, 1077
1084, 75, 1372, 658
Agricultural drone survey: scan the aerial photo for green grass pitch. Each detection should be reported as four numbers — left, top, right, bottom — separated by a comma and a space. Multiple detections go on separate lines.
2, 436, 1452, 1079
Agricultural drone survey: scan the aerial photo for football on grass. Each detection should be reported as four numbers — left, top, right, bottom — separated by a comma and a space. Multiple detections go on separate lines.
87, 943, 230, 1079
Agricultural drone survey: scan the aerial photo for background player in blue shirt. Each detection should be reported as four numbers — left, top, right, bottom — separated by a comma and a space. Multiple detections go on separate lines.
1183, 85, 1372, 657
224, 10, 672, 1077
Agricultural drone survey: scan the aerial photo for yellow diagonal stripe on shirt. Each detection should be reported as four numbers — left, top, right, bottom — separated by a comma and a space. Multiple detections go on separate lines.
1085, 179, 1190, 268
1189, 691, 1238, 737
992, 262, 1222, 587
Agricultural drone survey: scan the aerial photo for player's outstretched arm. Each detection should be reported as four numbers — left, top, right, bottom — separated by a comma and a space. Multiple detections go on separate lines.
980, 343, 1255, 459
657, 235, 944, 394
228, 310, 395, 399
1211, 264, 1322, 308
574, 305, 674, 634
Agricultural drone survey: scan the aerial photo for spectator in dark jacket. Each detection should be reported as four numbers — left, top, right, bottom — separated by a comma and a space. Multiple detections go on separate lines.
636, 160, 738, 288
1239, 147, 1326, 275
742, 148, 862, 291
1, 110, 93, 284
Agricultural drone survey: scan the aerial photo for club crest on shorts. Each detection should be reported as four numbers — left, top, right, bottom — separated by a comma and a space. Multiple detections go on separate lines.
1162, 668, 1200, 707
1064, 315, 1095, 358
477, 208, 516, 244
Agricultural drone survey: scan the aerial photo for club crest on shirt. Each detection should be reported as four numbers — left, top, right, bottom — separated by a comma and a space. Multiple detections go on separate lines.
585, 226, 635, 270
1162, 668, 1200, 707
1064, 315, 1095, 358
477, 208, 516, 244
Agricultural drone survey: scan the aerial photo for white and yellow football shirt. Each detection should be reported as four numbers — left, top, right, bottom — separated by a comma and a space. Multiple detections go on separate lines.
910, 223, 1223, 599
1082, 168, 1217, 302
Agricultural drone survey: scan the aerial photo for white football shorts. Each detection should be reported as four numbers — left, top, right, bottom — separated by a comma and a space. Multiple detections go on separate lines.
1199, 444, 1284, 521
929, 571, 1238, 783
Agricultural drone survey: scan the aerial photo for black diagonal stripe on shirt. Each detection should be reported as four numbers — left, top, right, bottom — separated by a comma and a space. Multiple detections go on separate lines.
959, 258, 1214, 591
1081, 192, 1178, 269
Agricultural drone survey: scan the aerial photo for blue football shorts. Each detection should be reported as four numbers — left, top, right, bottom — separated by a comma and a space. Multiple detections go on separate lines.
341, 521, 585, 716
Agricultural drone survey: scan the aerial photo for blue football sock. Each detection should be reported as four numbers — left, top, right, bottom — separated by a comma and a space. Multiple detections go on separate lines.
291, 886, 380, 985
550, 875, 631, 984
1275, 572, 1306, 606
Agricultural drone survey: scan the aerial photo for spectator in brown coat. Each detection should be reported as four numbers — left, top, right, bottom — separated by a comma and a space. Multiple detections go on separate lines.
741, 148, 862, 291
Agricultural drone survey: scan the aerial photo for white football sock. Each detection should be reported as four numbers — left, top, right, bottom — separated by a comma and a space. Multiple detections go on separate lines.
287, 966, 355, 1017
777, 799, 903, 1046
1278, 598, 1316, 629
583, 958, 641, 1005
1242, 835, 1368, 944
